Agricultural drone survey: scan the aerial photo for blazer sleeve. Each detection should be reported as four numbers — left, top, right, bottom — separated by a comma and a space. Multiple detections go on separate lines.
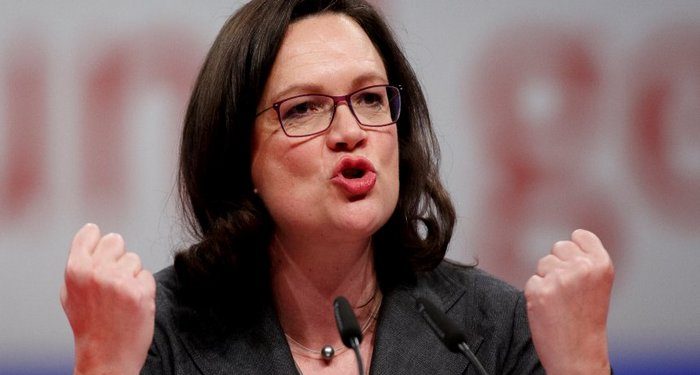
141, 338, 166, 375
139, 267, 183, 375
501, 293, 544, 375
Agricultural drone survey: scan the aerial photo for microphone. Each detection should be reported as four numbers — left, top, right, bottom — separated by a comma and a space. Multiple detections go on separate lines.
416, 298, 489, 375
334, 296, 364, 375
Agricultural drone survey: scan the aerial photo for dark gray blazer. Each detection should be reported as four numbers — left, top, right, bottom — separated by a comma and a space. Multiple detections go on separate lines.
142, 261, 543, 374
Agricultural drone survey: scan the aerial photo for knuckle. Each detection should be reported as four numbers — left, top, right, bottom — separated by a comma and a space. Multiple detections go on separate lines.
524, 276, 552, 301
110, 275, 128, 291
533, 285, 554, 305
115, 282, 144, 306
553, 240, 574, 252
536, 254, 557, 272
571, 228, 588, 240
573, 255, 594, 273
138, 286, 154, 304
126, 252, 142, 265
141, 273, 157, 294
102, 233, 126, 252
64, 263, 90, 286
524, 289, 540, 306
524, 277, 537, 295
146, 276, 157, 292
550, 268, 567, 286
107, 232, 124, 246
553, 240, 567, 250
134, 284, 157, 310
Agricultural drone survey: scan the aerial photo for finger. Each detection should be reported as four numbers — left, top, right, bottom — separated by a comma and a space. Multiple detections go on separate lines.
571, 229, 604, 255
523, 274, 546, 307
93, 233, 126, 261
117, 252, 143, 277
536, 254, 564, 277
524, 274, 543, 289
572, 229, 615, 281
60, 283, 67, 307
69, 223, 101, 259
551, 240, 583, 261
135, 270, 157, 302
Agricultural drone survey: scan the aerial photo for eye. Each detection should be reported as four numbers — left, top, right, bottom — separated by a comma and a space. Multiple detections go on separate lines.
283, 102, 312, 119
353, 90, 386, 108
280, 96, 328, 120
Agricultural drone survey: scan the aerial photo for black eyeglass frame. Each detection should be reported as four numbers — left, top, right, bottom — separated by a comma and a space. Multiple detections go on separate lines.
255, 84, 402, 138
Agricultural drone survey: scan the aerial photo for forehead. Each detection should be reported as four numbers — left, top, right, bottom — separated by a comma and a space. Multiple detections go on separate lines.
263, 13, 388, 102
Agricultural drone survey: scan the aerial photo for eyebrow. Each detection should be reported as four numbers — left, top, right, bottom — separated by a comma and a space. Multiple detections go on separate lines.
268, 72, 389, 104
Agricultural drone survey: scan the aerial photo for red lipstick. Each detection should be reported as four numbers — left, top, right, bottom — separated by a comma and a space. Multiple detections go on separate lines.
331, 156, 377, 197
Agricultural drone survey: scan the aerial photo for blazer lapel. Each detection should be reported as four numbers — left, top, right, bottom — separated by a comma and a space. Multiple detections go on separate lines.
176, 305, 299, 375
168, 266, 485, 374
370, 273, 484, 375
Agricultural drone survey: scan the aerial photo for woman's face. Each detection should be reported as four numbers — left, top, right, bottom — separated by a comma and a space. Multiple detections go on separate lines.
251, 13, 399, 244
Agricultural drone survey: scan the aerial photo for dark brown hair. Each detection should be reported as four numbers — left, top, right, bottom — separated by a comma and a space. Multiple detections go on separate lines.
175, 0, 455, 332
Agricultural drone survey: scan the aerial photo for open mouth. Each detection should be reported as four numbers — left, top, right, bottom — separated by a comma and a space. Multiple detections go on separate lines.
331, 157, 377, 197
342, 167, 366, 179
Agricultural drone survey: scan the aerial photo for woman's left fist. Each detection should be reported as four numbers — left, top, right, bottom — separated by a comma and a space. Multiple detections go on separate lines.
524, 229, 614, 375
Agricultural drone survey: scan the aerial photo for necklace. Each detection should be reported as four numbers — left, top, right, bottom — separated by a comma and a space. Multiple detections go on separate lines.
285, 290, 382, 361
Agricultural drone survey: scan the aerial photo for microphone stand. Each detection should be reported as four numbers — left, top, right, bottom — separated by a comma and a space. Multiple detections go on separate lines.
334, 296, 365, 375
417, 298, 489, 375
348, 336, 364, 375
457, 341, 489, 375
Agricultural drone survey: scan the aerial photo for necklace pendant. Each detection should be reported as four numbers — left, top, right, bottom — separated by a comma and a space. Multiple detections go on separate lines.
321, 345, 335, 360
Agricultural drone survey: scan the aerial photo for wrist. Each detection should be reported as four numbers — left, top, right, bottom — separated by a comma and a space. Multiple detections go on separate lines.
546, 363, 610, 375
543, 332, 611, 375
74, 347, 142, 375
74, 363, 141, 375
548, 353, 611, 375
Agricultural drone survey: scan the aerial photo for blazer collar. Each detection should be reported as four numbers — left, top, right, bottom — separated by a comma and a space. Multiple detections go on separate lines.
174, 265, 482, 374
176, 304, 298, 374
369, 267, 484, 374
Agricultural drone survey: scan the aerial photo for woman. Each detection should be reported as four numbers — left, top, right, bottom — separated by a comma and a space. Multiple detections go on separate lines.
61, 1, 614, 374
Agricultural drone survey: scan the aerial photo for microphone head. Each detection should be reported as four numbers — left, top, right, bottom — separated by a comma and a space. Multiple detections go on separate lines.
416, 297, 467, 352
334, 296, 363, 348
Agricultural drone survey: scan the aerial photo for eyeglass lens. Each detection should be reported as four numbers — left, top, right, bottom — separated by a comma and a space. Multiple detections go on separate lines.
277, 85, 400, 136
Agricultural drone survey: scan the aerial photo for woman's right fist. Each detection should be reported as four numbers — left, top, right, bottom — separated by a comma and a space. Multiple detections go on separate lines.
60, 223, 156, 375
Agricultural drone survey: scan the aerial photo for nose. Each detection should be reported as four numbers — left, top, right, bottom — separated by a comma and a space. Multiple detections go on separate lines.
325, 102, 367, 151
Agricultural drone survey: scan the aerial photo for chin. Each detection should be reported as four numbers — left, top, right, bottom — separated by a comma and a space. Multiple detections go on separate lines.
330, 203, 393, 239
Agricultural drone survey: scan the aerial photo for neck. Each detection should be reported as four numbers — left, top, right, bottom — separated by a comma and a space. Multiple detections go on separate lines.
270, 232, 379, 349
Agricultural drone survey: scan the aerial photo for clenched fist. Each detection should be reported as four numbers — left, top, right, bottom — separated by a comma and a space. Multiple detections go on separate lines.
60, 223, 156, 375
525, 229, 614, 375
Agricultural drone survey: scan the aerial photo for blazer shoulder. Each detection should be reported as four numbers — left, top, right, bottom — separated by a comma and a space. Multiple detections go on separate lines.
152, 266, 179, 318
406, 260, 541, 374
431, 260, 522, 300
154, 265, 177, 291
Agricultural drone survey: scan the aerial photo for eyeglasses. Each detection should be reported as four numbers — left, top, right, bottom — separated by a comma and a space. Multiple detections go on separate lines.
256, 84, 401, 137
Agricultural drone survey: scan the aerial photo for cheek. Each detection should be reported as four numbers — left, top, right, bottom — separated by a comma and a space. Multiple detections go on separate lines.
251, 140, 328, 230
390, 140, 400, 200
251, 137, 325, 198
380, 130, 401, 206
